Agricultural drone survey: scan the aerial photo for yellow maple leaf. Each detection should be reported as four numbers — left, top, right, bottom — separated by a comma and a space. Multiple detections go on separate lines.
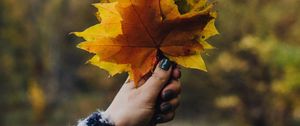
74, 0, 218, 85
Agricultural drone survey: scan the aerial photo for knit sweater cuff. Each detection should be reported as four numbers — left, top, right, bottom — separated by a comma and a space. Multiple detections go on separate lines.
77, 111, 114, 126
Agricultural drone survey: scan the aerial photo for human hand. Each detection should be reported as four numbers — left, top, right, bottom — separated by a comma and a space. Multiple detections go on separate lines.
104, 58, 181, 126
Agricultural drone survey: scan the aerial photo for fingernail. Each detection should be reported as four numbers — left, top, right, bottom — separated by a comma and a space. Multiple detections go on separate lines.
160, 58, 171, 71
160, 103, 173, 113
162, 90, 176, 101
155, 115, 164, 123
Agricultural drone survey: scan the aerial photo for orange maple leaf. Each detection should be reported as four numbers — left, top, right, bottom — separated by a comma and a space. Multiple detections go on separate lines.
74, 0, 218, 85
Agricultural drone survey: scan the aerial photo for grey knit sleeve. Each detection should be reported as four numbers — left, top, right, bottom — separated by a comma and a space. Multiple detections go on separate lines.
77, 111, 114, 126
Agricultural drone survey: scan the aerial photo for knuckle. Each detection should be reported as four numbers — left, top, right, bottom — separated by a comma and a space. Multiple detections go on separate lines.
151, 72, 168, 83
177, 84, 182, 94
166, 81, 181, 94
171, 98, 180, 107
173, 81, 181, 89
171, 114, 175, 120
167, 112, 175, 121
174, 81, 182, 93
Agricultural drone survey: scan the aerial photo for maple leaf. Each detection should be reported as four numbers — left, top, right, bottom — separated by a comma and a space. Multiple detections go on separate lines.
74, 0, 219, 85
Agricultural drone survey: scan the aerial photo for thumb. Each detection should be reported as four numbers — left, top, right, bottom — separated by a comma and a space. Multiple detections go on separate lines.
141, 58, 173, 97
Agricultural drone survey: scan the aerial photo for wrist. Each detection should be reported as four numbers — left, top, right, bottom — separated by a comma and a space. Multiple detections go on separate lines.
104, 109, 128, 126
77, 111, 114, 126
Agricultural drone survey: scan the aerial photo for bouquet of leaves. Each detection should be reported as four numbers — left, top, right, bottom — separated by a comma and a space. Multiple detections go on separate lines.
74, 0, 218, 86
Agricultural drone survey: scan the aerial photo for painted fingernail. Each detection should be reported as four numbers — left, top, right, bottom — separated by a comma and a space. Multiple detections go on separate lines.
160, 58, 171, 71
162, 90, 176, 101
161, 103, 173, 113
155, 115, 164, 123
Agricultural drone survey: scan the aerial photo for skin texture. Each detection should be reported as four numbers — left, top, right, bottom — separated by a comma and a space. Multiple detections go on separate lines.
104, 61, 181, 126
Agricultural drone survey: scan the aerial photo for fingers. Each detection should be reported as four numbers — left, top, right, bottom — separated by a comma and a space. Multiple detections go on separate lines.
172, 66, 181, 80
160, 98, 180, 113
155, 79, 181, 124
161, 66, 181, 101
155, 96, 179, 124
155, 111, 176, 123
161, 80, 181, 101
141, 58, 173, 96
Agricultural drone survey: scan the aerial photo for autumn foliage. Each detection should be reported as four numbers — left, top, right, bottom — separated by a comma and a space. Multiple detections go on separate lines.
74, 0, 218, 85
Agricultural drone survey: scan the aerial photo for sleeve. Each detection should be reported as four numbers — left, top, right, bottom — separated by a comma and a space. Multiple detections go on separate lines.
77, 111, 115, 126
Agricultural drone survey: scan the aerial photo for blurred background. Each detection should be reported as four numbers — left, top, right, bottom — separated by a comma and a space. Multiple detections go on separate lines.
1, 0, 300, 126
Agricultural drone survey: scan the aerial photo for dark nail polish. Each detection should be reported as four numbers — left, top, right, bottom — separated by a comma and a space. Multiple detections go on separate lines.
160, 58, 171, 71
161, 103, 173, 113
155, 115, 164, 123
162, 90, 176, 101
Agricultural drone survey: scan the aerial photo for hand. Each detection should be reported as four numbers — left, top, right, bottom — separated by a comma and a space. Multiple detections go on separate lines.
104, 59, 181, 126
